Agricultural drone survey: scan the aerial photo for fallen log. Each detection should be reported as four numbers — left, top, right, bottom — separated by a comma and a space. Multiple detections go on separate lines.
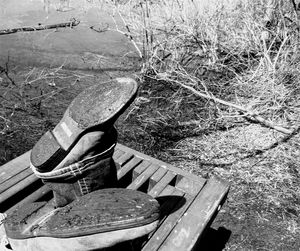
0, 18, 80, 36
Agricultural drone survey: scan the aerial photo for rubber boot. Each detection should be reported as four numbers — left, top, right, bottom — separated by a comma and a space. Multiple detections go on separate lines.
33, 127, 118, 208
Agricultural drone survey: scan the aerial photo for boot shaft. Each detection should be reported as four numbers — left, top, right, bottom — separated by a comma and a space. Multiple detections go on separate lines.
44, 154, 118, 207
31, 128, 118, 207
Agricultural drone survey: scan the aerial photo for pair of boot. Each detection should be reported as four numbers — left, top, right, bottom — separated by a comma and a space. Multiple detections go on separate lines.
3, 78, 160, 251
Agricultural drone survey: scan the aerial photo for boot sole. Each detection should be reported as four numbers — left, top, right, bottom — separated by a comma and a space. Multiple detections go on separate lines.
5, 188, 160, 250
30, 78, 138, 172
8, 221, 159, 251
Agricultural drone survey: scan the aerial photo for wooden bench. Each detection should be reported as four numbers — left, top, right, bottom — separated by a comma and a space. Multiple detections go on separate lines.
0, 144, 230, 251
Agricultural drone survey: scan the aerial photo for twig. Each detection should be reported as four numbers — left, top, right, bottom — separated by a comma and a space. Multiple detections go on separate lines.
0, 56, 16, 86
264, 0, 277, 25
0, 18, 80, 36
108, 9, 143, 59
90, 24, 109, 33
177, 82, 294, 134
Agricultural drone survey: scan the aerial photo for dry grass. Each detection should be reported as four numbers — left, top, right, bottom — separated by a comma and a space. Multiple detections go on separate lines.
103, 0, 300, 130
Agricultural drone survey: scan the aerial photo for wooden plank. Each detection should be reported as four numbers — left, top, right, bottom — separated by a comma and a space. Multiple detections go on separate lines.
148, 171, 176, 198
158, 176, 230, 251
117, 156, 143, 180
155, 184, 176, 197
0, 168, 33, 194
127, 164, 159, 190
115, 152, 134, 166
0, 174, 39, 204
132, 160, 152, 180
176, 176, 206, 196
112, 148, 124, 160
5, 185, 52, 214
148, 168, 168, 191
0, 151, 30, 184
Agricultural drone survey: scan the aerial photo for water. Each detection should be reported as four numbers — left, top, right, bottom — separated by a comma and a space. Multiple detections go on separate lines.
0, 0, 136, 69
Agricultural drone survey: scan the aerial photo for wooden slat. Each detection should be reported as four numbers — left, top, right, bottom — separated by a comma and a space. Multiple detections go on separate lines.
148, 167, 168, 191
127, 164, 159, 190
0, 174, 39, 204
117, 156, 143, 180
112, 148, 124, 160
132, 160, 152, 180
0, 151, 30, 184
0, 168, 33, 194
156, 184, 176, 197
175, 176, 206, 195
5, 185, 51, 213
148, 171, 176, 198
115, 152, 134, 166
132, 160, 151, 180
158, 176, 230, 251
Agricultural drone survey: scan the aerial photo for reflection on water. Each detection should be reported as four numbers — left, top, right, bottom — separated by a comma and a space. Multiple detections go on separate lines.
42, 0, 105, 14
0, 0, 104, 26
0, 0, 112, 30
43, 0, 72, 14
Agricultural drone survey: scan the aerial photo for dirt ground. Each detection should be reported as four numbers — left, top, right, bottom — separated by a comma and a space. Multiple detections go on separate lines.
1, 1, 300, 250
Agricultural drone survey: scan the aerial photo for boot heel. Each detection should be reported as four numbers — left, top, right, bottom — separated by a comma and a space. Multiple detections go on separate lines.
31, 131, 66, 172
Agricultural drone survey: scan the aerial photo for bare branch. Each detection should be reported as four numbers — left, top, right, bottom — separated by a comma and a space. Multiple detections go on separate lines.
176, 81, 294, 134
0, 18, 80, 36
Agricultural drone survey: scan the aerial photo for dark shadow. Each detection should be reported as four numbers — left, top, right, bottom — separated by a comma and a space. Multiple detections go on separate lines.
156, 195, 186, 217
195, 226, 232, 251
102, 225, 231, 251
1, 179, 44, 213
